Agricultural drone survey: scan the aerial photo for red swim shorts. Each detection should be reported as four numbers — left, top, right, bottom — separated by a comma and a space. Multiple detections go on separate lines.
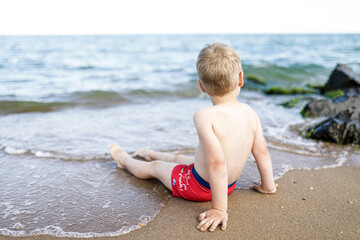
171, 163, 236, 202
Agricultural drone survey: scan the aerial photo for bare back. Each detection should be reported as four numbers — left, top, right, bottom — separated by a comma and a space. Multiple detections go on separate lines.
193, 102, 259, 184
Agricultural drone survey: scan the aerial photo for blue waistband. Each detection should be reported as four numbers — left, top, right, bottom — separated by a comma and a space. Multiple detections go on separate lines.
192, 166, 237, 190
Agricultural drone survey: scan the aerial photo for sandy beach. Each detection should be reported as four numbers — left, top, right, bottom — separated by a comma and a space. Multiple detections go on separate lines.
1, 34, 360, 240
2, 150, 359, 240
119, 167, 360, 240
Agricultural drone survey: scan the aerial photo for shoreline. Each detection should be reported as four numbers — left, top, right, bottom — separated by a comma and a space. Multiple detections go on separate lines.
2, 163, 359, 239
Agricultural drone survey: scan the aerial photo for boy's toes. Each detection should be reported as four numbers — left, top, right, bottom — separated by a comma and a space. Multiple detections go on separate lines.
135, 149, 152, 161
110, 143, 120, 151
109, 143, 126, 169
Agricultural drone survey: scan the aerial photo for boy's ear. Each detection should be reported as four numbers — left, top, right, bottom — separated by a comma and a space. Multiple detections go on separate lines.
198, 80, 207, 93
239, 71, 244, 87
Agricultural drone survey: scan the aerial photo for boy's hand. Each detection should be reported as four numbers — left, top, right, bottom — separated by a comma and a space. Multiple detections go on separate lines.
197, 208, 228, 232
252, 183, 278, 194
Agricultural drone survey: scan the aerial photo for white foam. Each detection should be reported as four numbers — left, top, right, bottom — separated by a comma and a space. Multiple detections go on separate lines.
0, 229, 27, 237
34, 151, 53, 158
3, 206, 33, 219
2, 204, 14, 219
28, 224, 141, 238
315, 152, 348, 170
269, 152, 349, 186
10, 222, 25, 230
139, 215, 151, 222
4, 147, 28, 155
0, 214, 156, 238
102, 201, 111, 209
24, 200, 34, 207
1, 145, 110, 162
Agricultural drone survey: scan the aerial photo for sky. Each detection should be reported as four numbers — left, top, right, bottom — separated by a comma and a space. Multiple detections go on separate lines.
0, 0, 359, 35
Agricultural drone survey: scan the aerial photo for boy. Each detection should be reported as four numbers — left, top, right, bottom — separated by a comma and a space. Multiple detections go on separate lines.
110, 42, 276, 232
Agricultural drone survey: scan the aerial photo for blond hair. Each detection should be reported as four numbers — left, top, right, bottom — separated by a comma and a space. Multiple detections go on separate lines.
196, 42, 242, 96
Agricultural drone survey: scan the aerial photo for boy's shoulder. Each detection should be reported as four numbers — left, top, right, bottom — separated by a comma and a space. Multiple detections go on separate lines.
193, 105, 221, 120
193, 107, 213, 125
194, 106, 212, 116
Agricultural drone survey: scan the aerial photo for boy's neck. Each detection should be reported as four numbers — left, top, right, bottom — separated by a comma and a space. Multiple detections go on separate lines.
209, 87, 240, 106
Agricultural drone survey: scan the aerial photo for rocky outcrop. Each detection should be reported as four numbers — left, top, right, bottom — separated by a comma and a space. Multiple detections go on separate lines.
323, 64, 360, 92
306, 108, 360, 145
301, 64, 360, 145
301, 94, 360, 118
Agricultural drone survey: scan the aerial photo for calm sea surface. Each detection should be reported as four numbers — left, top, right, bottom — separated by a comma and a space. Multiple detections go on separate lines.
0, 34, 359, 237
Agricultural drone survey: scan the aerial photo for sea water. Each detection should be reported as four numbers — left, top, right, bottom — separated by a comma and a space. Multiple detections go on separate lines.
0, 34, 359, 237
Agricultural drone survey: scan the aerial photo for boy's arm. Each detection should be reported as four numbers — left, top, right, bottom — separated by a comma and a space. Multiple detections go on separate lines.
193, 110, 228, 232
251, 114, 277, 193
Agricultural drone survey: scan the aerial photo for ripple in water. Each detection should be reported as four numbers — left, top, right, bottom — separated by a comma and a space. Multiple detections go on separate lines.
0, 152, 170, 237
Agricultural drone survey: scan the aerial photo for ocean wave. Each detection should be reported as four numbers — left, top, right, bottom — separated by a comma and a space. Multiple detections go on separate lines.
0, 100, 74, 115
1, 146, 112, 162
127, 85, 201, 99
62, 65, 112, 71
0, 91, 128, 114
243, 63, 328, 86
76, 65, 95, 70
69, 90, 129, 105
0, 85, 202, 114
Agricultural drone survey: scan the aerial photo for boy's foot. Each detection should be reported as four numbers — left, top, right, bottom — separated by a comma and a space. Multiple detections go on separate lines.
110, 143, 128, 169
252, 183, 279, 194
134, 149, 153, 161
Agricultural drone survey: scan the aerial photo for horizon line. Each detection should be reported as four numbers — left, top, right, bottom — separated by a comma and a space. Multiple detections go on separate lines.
1, 32, 360, 36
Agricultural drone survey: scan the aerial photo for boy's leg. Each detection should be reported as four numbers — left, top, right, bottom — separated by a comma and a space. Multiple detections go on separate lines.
110, 144, 178, 190
136, 149, 194, 165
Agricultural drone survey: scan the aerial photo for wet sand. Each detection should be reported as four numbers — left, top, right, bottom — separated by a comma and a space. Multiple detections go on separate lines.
2, 164, 359, 240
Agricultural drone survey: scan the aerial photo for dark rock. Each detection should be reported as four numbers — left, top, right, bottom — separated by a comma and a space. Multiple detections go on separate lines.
306, 108, 360, 145
323, 64, 360, 92
301, 94, 360, 118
